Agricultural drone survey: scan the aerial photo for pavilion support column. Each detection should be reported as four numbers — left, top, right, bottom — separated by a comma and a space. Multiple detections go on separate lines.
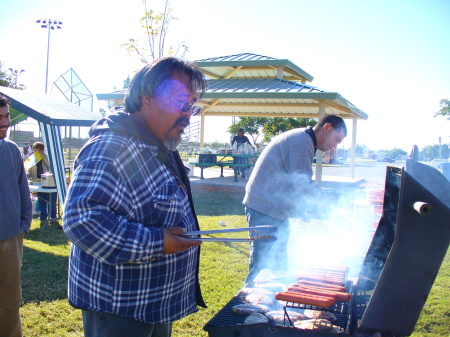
315, 101, 326, 187
200, 113, 206, 147
277, 66, 283, 79
350, 116, 357, 178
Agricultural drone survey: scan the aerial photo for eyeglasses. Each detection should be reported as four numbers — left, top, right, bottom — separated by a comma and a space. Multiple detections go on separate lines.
170, 97, 201, 116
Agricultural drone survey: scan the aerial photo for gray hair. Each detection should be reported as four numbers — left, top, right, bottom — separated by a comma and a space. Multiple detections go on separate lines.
125, 57, 207, 113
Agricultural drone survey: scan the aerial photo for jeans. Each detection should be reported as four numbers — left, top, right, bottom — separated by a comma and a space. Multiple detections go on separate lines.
0, 232, 25, 337
37, 192, 57, 220
233, 157, 248, 178
245, 207, 290, 283
82, 310, 172, 337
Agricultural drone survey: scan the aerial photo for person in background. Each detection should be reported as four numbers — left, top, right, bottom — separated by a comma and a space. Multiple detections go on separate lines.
27, 142, 58, 224
231, 128, 252, 179
63, 57, 207, 337
231, 128, 251, 148
0, 94, 32, 337
243, 115, 347, 282
21, 143, 32, 160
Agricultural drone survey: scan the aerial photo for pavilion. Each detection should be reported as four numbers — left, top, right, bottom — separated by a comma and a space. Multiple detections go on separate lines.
96, 53, 368, 184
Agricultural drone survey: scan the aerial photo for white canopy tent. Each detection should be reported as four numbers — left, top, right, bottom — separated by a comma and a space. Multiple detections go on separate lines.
1, 86, 100, 204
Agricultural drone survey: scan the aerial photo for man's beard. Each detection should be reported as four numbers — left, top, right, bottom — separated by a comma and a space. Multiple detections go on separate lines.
163, 116, 190, 151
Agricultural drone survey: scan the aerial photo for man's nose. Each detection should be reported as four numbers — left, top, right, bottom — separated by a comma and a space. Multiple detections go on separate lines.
180, 107, 192, 118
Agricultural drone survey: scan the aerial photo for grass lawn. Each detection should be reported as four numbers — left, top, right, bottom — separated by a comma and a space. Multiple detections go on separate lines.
20, 185, 449, 336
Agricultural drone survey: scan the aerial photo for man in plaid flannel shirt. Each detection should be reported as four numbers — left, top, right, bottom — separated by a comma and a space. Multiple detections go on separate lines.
63, 57, 207, 337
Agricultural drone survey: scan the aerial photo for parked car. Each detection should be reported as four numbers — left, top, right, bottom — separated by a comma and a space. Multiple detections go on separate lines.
377, 157, 395, 163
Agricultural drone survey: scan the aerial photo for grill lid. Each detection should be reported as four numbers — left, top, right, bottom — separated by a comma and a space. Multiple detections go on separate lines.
355, 159, 450, 336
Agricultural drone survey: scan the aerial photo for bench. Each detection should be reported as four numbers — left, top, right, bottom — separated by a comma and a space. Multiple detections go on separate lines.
193, 162, 252, 181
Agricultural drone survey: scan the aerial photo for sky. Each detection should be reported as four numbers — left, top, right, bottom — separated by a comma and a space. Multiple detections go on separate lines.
1, 0, 449, 152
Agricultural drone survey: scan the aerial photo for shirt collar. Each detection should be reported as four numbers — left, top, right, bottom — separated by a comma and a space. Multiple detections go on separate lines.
305, 126, 317, 155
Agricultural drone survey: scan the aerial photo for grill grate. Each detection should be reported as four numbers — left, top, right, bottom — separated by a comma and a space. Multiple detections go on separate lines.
204, 292, 250, 328
283, 301, 350, 330
204, 290, 350, 332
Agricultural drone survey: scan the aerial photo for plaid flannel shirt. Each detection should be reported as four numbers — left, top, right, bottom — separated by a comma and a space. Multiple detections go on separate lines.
63, 129, 201, 324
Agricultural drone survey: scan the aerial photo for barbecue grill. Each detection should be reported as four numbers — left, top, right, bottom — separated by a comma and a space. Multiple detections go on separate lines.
203, 154, 450, 337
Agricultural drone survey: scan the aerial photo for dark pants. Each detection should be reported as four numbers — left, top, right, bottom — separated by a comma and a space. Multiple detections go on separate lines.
82, 310, 172, 337
233, 157, 248, 178
37, 192, 57, 220
245, 207, 290, 283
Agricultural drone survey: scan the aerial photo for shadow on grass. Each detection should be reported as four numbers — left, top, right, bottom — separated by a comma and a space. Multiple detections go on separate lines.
21, 245, 69, 303
26, 220, 70, 247
192, 185, 245, 216
201, 239, 249, 257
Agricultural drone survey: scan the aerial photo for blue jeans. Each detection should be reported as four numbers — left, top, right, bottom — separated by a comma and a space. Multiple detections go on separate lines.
245, 207, 290, 283
37, 192, 57, 220
82, 310, 172, 337
233, 157, 248, 178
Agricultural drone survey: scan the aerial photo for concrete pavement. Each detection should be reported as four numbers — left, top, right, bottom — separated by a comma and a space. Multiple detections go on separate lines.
188, 166, 367, 189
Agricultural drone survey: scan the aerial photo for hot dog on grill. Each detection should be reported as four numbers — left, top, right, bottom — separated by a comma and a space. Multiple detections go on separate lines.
297, 270, 347, 280
287, 285, 351, 302
296, 275, 345, 287
289, 283, 347, 294
296, 273, 345, 284
275, 291, 336, 308
296, 280, 346, 292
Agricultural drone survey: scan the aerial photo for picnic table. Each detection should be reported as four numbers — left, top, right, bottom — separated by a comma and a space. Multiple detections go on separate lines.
29, 182, 60, 229
194, 153, 259, 181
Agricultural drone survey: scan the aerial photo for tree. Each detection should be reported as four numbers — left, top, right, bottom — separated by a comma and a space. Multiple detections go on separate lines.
262, 117, 316, 143
228, 117, 316, 149
420, 144, 449, 161
0, 62, 12, 87
355, 144, 367, 155
0, 62, 26, 89
434, 99, 450, 120
121, 0, 186, 63
228, 117, 268, 148
386, 147, 407, 159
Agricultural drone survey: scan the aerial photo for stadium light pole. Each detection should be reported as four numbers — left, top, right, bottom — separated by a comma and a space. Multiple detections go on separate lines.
36, 19, 63, 93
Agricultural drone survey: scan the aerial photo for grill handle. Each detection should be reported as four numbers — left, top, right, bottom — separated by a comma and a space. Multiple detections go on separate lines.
411, 201, 432, 216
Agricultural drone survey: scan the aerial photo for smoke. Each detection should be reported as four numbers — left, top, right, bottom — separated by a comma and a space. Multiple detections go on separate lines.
251, 173, 383, 281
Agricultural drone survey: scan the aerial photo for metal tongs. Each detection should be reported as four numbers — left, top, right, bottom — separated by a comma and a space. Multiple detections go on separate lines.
182, 226, 277, 242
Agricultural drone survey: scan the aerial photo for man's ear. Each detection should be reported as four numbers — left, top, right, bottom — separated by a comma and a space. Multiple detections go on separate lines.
142, 94, 152, 107
323, 122, 332, 133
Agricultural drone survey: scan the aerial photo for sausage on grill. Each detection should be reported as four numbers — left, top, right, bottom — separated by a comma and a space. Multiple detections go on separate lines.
275, 291, 336, 308
287, 285, 351, 302
295, 280, 346, 292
